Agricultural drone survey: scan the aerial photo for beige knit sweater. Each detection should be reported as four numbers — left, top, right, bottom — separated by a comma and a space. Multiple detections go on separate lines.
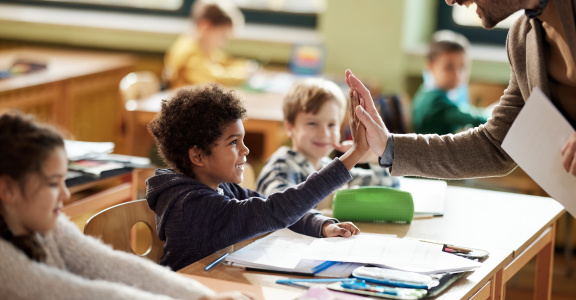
0, 215, 215, 300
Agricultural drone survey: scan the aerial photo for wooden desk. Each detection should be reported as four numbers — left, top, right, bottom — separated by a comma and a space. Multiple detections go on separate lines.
179, 186, 564, 300
125, 89, 286, 162
0, 47, 134, 145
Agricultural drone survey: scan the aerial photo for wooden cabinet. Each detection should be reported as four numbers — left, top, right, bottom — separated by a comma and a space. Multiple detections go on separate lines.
0, 47, 134, 148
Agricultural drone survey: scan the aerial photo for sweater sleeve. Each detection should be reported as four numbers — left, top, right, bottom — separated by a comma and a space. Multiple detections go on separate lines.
185, 158, 352, 253
287, 210, 337, 238
52, 216, 214, 300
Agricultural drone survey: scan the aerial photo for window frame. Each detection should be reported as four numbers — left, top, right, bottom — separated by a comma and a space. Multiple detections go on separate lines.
436, 4, 509, 45
0, 0, 317, 27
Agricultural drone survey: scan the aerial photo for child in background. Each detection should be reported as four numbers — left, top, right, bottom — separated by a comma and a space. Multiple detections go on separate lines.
164, 0, 257, 88
411, 31, 489, 135
0, 111, 251, 300
146, 83, 365, 271
256, 78, 398, 197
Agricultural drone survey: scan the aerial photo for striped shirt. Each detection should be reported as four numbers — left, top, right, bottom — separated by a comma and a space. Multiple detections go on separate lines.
256, 146, 399, 196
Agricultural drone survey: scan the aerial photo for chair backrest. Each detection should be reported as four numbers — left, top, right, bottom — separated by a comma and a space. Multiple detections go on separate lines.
376, 94, 409, 134
84, 199, 164, 263
119, 71, 161, 107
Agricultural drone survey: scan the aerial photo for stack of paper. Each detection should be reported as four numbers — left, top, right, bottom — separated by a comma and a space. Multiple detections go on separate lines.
64, 140, 115, 161
226, 229, 480, 276
225, 229, 363, 277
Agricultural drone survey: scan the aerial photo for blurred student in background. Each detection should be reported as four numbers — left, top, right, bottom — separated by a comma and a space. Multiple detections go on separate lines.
411, 31, 490, 135
256, 78, 398, 197
164, 0, 257, 88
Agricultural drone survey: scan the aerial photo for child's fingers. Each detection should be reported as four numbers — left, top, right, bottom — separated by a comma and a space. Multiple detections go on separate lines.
335, 226, 352, 237
342, 222, 361, 235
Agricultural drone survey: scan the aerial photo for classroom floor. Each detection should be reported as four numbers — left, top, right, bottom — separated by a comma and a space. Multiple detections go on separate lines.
506, 250, 576, 300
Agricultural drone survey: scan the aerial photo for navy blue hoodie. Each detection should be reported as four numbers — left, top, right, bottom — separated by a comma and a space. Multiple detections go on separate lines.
146, 158, 352, 271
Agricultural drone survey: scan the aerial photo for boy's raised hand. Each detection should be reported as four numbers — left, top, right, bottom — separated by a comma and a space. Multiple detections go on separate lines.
345, 69, 391, 157
338, 78, 370, 170
322, 222, 360, 238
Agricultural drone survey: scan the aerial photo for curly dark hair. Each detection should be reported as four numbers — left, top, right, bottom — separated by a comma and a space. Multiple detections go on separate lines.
148, 83, 247, 177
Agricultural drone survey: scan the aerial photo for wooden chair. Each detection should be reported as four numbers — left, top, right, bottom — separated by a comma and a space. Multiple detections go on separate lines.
119, 71, 161, 156
84, 199, 164, 263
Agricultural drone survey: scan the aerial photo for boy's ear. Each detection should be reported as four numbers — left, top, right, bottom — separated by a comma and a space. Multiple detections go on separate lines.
188, 146, 204, 167
284, 121, 294, 138
0, 176, 16, 205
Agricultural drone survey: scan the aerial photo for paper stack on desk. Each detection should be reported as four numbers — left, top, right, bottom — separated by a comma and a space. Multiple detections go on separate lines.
226, 229, 480, 276
226, 229, 363, 277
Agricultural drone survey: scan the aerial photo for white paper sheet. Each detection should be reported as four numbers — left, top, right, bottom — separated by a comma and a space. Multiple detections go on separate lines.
225, 229, 364, 277
302, 233, 480, 274
501, 87, 576, 217
226, 229, 479, 275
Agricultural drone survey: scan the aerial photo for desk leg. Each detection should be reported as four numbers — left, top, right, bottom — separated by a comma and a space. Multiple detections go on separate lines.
534, 222, 555, 300
534, 222, 556, 300
491, 268, 504, 300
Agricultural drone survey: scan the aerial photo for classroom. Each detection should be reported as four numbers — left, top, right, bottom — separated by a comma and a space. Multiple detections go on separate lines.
0, 0, 574, 299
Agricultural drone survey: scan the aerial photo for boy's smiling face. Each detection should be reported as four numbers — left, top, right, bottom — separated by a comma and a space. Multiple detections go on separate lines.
286, 101, 342, 169
427, 50, 467, 91
192, 119, 249, 190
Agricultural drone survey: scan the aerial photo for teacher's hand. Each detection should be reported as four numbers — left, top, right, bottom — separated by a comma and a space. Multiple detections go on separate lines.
561, 132, 576, 176
345, 69, 390, 156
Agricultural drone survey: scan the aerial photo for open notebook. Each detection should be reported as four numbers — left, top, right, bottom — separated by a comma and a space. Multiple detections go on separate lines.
397, 177, 447, 216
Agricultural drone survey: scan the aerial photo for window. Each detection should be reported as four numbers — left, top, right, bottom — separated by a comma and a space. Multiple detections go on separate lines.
0, 0, 192, 15
1, 0, 321, 27
39, 0, 183, 11
437, 4, 522, 45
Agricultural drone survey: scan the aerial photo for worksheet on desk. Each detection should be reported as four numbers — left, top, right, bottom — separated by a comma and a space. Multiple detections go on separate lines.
302, 233, 480, 274
502, 87, 576, 217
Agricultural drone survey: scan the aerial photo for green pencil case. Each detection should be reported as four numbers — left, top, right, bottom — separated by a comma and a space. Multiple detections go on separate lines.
332, 186, 414, 223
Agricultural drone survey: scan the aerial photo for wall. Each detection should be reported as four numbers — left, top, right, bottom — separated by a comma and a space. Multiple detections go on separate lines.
0, 1, 511, 99
320, 0, 406, 94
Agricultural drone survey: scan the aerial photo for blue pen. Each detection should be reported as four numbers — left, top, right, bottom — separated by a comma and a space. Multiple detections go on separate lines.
341, 280, 400, 296
204, 253, 229, 271
311, 261, 338, 274
276, 278, 355, 288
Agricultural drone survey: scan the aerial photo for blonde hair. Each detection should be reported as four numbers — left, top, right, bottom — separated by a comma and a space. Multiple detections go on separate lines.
191, 0, 244, 29
283, 78, 347, 124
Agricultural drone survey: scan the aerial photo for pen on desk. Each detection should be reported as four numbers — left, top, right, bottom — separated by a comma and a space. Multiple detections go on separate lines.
311, 261, 338, 274
204, 253, 229, 271
276, 278, 354, 288
413, 214, 435, 220
443, 244, 472, 254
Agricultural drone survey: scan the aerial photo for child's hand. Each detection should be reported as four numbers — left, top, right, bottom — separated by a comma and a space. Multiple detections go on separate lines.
348, 89, 370, 155
203, 291, 255, 300
333, 140, 379, 164
337, 83, 371, 170
322, 222, 360, 237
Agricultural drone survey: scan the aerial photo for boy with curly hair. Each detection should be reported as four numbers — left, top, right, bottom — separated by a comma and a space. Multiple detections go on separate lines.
147, 83, 368, 271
